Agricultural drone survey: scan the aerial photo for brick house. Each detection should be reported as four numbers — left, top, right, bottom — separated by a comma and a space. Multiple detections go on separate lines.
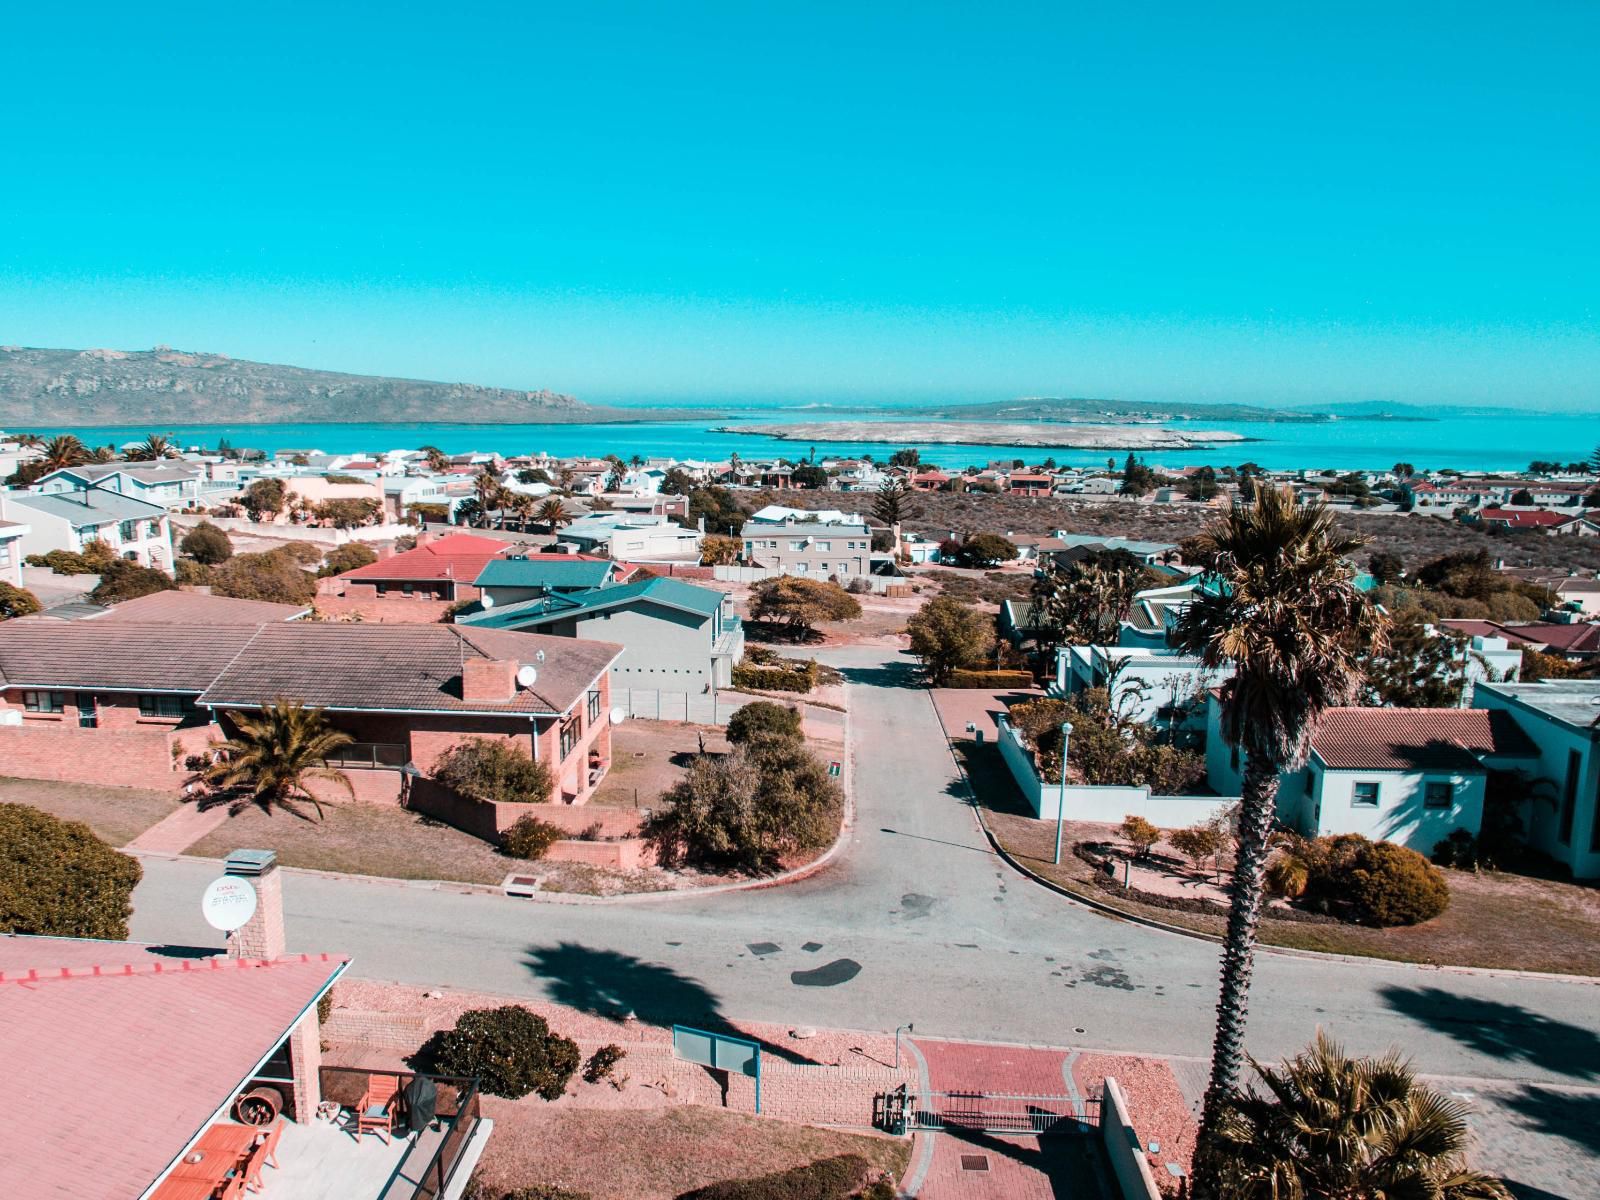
0, 621, 621, 804
331, 531, 513, 602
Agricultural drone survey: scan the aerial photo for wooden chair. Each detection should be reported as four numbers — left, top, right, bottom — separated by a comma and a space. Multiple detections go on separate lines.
216, 1173, 249, 1200
254, 1119, 283, 1171
355, 1075, 401, 1145
240, 1141, 271, 1194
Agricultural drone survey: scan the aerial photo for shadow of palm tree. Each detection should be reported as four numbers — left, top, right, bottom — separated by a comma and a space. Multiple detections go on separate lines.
833, 660, 920, 688
523, 941, 823, 1065
1500, 1084, 1600, 1158
1379, 986, 1600, 1082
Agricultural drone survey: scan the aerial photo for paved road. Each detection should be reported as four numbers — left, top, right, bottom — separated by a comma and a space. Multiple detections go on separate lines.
130, 644, 1600, 1090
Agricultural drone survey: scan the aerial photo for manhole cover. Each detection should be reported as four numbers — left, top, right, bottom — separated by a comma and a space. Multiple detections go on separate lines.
960, 1155, 990, 1172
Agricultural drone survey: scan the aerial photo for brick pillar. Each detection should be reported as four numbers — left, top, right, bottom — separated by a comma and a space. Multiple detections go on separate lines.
288, 1008, 323, 1118
225, 851, 286, 961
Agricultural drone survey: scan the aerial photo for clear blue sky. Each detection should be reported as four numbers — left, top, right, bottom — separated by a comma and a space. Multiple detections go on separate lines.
2, 2, 1596, 409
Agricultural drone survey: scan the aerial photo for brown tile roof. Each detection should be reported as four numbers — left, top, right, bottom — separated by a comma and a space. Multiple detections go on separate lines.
0, 622, 259, 691
89, 591, 307, 624
0, 621, 621, 715
198, 623, 621, 716
0, 935, 345, 1200
1310, 708, 1539, 772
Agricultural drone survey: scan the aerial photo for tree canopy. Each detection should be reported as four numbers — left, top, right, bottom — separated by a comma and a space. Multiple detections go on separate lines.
749, 576, 860, 638
905, 596, 994, 685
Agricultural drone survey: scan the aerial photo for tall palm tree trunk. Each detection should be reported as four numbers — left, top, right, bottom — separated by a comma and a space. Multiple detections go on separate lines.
1192, 751, 1279, 1198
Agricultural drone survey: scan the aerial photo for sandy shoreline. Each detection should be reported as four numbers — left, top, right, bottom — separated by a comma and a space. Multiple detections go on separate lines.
713, 420, 1250, 450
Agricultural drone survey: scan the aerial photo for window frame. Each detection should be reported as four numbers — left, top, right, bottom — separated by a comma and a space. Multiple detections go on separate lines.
137, 693, 189, 719
1423, 780, 1454, 810
1351, 781, 1380, 808
559, 713, 581, 759
24, 690, 66, 714
586, 689, 602, 725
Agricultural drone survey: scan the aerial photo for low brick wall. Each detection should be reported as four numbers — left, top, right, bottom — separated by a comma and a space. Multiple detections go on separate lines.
310, 593, 457, 624
544, 838, 654, 869
406, 780, 653, 865
0, 720, 221, 791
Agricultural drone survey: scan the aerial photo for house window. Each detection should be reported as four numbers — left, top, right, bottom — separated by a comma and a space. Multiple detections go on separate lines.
587, 689, 602, 724
0, 543, 11, 569
1559, 749, 1580, 845
119, 520, 137, 542
1424, 781, 1454, 809
1351, 782, 1380, 807
815, 541, 831, 552
138, 694, 188, 719
789, 540, 805, 551
77, 693, 98, 728
559, 714, 581, 759
146, 519, 161, 538
24, 690, 66, 714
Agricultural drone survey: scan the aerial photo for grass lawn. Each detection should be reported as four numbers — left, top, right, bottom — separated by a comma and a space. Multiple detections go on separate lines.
957, 742, 1600, 977
589, 720, 729, 809
0, 776, 179, 847
471, 1104, 908, 1200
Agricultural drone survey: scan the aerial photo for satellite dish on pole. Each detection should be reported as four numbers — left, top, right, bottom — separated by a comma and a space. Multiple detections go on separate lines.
516, 665, 539, 689
201, 876, 258, 932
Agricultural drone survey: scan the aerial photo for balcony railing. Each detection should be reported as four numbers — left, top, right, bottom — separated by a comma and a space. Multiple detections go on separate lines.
317, 1067, 482, 1200
323, 742, 410, 770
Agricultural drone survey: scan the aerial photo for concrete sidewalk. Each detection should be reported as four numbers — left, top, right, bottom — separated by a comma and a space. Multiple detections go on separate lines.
124, 800, 230, 854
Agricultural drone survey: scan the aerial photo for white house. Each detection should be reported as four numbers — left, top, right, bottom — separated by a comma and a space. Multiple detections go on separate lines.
0, 486, 175, 571
0, 519, 29, 586
558, 512, 703, 562
1052, 644, 1232, 733
32, 463, 205, 511
1474, 681, 1600, 879
1204, 699, 1540, 854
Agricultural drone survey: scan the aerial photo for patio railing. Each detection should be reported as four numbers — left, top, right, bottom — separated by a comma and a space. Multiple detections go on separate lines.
318, 1067, 483, 1199
323, 742, 410, 770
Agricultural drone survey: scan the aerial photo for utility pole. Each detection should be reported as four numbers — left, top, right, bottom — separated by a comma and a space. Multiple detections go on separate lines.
1053, 721, 1073, 865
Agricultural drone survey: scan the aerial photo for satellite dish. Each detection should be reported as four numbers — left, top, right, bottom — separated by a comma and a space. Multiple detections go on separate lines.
201, 876, 258, 933
480, 593, 495, 609
516, 665, 539, 688
610, 706, 628, 724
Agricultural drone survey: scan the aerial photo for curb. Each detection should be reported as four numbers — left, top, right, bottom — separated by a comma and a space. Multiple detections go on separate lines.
926, 692, 1600, 988
129, 700, 857, 908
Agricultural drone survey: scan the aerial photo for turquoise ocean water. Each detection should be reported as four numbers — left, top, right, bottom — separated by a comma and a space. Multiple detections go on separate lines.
33, 408, 1600, 474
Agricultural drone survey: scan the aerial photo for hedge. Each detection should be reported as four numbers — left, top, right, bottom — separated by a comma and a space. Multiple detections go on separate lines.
675, 1155, 872, 1200
732, 661, 819, 693
0, 803, 143, 940
944, 669, 1035, 689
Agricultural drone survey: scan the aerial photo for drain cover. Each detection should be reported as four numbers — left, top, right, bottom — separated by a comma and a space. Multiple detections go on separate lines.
960, 1155, 990, 1172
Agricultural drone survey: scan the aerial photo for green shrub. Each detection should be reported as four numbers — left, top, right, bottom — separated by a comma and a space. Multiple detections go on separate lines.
732, 659, 819, 693
28, 548, 99, 575
89, 559, 177, 605
0, 582, 42, 620
1432, 829, 1479, 870
435, 738, 556, 805
1342, 840, 1451, 926
174, 558, 214, 586
582, 1044, 626, 1083
427, 1006, 580, 1100
0, 803, 143, 939
726, 701, 803, 746
945, 668, 1034, 689
318, 542, 379, 577
675, 1155, 872, 1200
180, 520, 234, 565
210, 548, 319, 603
500, 815, 564, 861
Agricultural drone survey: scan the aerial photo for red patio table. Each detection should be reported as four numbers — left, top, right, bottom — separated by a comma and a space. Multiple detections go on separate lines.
156, 1124, 259, 1197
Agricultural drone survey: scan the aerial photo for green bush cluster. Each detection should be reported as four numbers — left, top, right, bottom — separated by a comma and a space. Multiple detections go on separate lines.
0, 803, 143, 940
500, 815, 565, 861
89, 559, 177, 605
1282, 833, 1451, 927
426, 1005, 580, 1100
732, 659, 820, 693
179, 520, 234, 565
945, 668, 1034, 689
26, 540, 116, 575
582, 1044, 626, 1084
0, 582, 42, 620
726, 701, 804, 746
434, 738, 556, 805
675, 1155, 874, 1200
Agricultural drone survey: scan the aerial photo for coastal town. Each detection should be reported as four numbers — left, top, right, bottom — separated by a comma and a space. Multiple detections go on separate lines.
2, 427, 1597, 1199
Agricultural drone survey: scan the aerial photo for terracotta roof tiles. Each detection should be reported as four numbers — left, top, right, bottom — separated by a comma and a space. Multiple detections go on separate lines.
1310, 708, 1538, 772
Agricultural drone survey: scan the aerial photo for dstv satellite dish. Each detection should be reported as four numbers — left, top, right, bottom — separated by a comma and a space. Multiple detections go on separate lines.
516, 664, 539, 689
610, 706, 628, 724
200, 876, 258, 933
480, 593, 495, 609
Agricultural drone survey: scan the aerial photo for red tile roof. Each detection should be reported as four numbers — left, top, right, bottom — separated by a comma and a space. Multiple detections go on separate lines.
1310, 708, 1538, 772
339, 533, 511, 583
1477, 508, 1572, 529
0, 936, 346, 1200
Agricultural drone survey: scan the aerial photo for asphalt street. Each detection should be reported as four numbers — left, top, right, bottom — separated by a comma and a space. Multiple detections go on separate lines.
130, 644, 1600, 1090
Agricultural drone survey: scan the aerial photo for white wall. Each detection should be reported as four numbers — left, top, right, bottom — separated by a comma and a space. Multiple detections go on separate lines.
1100, 1078, 1163, 1200
1307, 764, 1485, 853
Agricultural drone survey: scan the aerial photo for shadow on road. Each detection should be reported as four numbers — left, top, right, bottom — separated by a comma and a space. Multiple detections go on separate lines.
1501, 1084, 1600, 1158
834, 659, 921, 689
522, 941, 823, 1065
1379, 986, 1600, 1082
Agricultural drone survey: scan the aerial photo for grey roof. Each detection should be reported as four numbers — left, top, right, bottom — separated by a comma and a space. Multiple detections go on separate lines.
461, 576, 725, 631
742, 521, 869, 537
5, 488, 166, 524
0, 621, 620, 716
48, 463, 199, 484
198, 624, 620, 716
1479, 681, 1600, 732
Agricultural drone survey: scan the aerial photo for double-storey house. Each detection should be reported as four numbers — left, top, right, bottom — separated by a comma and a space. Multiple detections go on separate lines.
33, 462, 205, 510
0, 485, 174, 570
740, 513, 873, 580
0, 519, 27, 586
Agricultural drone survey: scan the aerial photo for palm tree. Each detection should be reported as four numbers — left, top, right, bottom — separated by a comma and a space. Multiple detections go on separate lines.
453, 497, 485, 527
126, 433, 176, 461
473, 468, 504, 526
39, 434, 90, 471
537, 498, 571, 532
1213, 1032, 1510, 1199
201, 699, 355, 820
420, 445, 450, 472
511, 490, 536, 532
88, 444, 117, 463
1174, 486, 1384, 1196
628, 454, 645, 469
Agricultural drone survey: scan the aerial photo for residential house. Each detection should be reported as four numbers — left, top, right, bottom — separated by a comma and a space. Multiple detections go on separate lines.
333, 532, 514, 602
462, 574, 745, 688
33, 462, 206, 510
0, 519, 27, 586
1007, 472, 1054, 496
1472, 508, 1598, 534
557, 512, 704, 561
1052, 643, 1233, 733
1474, 681, 1600, 879
739, 513, 873, 580
1040, 533, 1179, 568
473, 555, 625, 605
0, 621, 621, 804
1205, 701, 1540, 854
0, 485, 174, 570
0, 434, 43, 481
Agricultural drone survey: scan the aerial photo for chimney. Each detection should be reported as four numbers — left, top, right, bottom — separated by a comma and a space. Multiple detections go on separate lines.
224, 849, 284, 960
462, 657, 518, 702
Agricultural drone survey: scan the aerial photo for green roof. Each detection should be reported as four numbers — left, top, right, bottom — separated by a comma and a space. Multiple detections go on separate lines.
458, 575, 726, 631
473, 557, 617, 589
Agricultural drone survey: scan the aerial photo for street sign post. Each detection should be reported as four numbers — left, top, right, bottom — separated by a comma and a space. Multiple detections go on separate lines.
672, 1025, 763, 1113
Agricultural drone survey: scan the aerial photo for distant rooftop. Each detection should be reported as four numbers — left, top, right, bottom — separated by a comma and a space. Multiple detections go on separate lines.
1479, 680, 1600, 730
4, 487, 166, 523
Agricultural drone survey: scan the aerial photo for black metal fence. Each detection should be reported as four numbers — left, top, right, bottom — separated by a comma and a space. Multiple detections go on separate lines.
875, 1085, 1099, 1136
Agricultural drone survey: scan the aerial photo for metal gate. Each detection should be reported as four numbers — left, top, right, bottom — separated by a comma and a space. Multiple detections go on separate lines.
875, 1086, 1098, 1136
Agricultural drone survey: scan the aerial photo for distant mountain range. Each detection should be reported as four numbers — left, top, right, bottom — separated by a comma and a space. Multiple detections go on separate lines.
0, 346, 646, 426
